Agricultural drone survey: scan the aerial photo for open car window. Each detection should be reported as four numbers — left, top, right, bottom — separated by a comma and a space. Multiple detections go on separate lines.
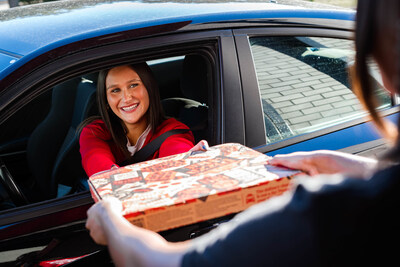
249, 36, 393, 144
0, 53, 212, 211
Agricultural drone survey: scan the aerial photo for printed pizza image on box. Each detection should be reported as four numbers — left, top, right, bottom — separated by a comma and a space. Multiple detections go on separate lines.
88, 143, 302, 232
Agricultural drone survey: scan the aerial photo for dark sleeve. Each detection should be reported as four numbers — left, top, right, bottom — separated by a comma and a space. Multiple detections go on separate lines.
181, 168, 400, 267
181, 179, 322, 267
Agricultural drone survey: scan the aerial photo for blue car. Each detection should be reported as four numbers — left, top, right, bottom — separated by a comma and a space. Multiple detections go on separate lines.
0, 0, 398, 265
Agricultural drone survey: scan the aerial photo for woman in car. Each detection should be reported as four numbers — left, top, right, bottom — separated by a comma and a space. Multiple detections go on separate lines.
80, 63, 202, 177
85, 1, 400, 266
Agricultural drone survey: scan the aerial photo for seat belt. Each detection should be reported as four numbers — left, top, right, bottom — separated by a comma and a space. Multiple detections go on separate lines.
121, 128, 189, 166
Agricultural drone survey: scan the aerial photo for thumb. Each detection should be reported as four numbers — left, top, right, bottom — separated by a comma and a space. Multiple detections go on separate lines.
189, 140, 209, 152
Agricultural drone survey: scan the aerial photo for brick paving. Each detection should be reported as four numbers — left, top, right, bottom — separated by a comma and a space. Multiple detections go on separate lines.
251, 36, 368, 138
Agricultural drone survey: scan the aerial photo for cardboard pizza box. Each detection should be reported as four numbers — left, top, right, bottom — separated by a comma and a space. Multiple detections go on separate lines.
88, 143, 302, 232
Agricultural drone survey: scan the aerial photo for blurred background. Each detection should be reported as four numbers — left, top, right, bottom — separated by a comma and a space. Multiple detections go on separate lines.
311, 0, 356, 8
0, 0, 358, 10
1, 0, 358, 9
0, 0, 358, 13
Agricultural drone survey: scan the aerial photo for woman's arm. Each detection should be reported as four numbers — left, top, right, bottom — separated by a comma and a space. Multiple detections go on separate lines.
158, 133, 195, 158
150, 118, 196, 158
269, 150, 378, 178
86, 198, 189, 267
79, 121, 118, 176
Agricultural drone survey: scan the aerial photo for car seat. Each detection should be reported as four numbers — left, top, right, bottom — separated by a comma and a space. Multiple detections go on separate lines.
26, 74, 98, 200
52, 74, 98, 195
162, 55, 209, 142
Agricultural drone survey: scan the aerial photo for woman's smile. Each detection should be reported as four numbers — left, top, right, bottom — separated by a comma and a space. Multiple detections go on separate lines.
121, 103, 139, 112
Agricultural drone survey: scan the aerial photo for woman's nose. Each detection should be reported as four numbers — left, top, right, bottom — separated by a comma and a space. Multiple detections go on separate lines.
122, 88, 132, 101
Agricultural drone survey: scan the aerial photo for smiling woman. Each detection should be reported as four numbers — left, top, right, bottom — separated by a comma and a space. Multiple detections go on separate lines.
79, 63, 196, 177
105, 66, 151, 136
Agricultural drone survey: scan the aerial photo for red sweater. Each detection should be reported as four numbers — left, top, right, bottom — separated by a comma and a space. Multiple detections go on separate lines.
79, 118, 195, 177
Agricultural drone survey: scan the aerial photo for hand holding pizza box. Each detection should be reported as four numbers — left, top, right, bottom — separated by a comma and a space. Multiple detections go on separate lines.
88, 143, 302, 232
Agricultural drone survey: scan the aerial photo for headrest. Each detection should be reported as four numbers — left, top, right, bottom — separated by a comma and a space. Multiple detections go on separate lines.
180, 55, 208, 104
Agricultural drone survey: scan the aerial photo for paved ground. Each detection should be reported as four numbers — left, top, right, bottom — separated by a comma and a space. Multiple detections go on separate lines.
251, 36, 370, 141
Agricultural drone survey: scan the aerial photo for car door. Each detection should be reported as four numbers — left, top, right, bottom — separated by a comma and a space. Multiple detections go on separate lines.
233, 22, 399, 158
0, 27, 245, 264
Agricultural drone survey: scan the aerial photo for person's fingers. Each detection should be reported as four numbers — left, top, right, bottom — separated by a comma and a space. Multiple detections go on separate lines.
265, 155, 273, 162
267, 157, 280, 165
85, 218, 91, 230
88, 224, 107, 245
86, 202, 108, 245
307, 166, 319, 176
189, 140, 209, 152
269, 154, 318, 176
199, 140, 209, 150
269, 156, 301, 169
103, 196, 123, 214
86, 203, 99, 231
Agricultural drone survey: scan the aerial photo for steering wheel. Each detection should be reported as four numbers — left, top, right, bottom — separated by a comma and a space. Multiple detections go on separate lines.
0, 158, 29, 206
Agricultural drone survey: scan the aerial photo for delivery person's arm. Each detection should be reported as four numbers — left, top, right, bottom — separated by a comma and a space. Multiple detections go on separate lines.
86, 197, 189, 267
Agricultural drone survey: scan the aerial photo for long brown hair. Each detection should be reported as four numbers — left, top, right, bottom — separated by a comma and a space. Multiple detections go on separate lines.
352, 0, 400, 160
96, 63, 166, 158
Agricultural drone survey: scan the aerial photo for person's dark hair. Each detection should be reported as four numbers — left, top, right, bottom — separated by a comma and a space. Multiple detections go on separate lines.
352, 0, 400, 161
96, 63, 166, 158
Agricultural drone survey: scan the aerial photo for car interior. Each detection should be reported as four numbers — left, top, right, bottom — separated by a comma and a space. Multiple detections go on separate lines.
0, 53, 212, 210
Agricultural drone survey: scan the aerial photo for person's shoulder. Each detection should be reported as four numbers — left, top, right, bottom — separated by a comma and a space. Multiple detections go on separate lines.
151, 118, 194, 144
157, 118, 190, 131
84, 119, 106, 128
81, 119, 111, 139
368, 163, 400, 190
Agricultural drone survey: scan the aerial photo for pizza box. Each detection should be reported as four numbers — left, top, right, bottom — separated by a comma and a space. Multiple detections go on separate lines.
88, 143, 301, 232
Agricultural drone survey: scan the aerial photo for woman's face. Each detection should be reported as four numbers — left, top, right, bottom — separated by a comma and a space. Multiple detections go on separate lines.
106, 65, 150, 130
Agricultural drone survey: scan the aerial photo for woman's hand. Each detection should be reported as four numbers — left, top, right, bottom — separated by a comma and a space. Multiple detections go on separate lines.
269, 150, 378, 178
86, 197, 123, 245
189, 140, 209, 152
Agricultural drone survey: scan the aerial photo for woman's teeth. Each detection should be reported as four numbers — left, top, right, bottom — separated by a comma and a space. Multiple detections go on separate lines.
122, 104, 138, 111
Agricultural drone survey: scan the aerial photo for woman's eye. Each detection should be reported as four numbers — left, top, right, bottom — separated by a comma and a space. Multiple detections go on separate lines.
129, 83, 138, 88
110, 88, 120, 93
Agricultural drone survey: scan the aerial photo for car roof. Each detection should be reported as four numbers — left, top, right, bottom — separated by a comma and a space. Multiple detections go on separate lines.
0, 0, 354, 79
